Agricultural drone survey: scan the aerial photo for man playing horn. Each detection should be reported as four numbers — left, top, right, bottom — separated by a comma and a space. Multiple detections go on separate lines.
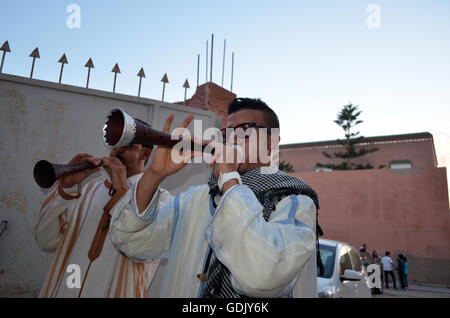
110, 98, 320, 297
35, 133, 160, 297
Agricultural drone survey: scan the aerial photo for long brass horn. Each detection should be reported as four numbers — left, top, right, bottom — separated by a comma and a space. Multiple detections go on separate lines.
102, 108, 212, 151
33, 160, 98, 189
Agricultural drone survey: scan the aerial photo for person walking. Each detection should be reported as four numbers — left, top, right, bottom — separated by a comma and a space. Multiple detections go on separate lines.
381, 251, 397, 289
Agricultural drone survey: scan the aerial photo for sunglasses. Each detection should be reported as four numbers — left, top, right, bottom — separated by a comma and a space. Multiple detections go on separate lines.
219, 122, 271, 143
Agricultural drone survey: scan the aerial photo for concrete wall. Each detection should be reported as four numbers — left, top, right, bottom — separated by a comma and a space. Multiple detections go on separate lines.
291, 168, 450, 286
0, 74, 221, 296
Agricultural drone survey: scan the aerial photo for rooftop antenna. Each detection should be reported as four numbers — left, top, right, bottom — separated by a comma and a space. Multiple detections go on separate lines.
205, 40, 208, 83
231, 52, 235, 92
221, 39, 226, 87
210, 34, 214, 83
196, 54, 200, 87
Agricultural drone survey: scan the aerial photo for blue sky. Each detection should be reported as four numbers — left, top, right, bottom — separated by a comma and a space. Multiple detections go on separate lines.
1, 0, 449, 166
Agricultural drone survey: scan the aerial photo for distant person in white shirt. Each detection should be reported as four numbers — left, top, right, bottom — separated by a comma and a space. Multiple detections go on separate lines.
381, 251, 397, 289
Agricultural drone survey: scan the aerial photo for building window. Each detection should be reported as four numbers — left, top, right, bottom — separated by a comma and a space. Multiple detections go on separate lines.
390, 159, 412, 169
315, 167, 333, 172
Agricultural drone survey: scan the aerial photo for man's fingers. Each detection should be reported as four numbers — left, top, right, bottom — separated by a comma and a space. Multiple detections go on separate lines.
180, 114, 194, 129
69, 153, 90, 165
163, 114, 175, 133
101, 157, 124, 168
109, 157, 124, 166
81, 157, 101, 167
100, 157, 112, 167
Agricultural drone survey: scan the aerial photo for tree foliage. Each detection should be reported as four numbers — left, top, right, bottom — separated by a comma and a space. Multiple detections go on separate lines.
279, 160, 294, 173
316, 103, 378, 170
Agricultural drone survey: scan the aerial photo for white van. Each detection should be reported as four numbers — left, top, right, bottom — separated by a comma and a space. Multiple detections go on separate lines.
317, 239, 372, 298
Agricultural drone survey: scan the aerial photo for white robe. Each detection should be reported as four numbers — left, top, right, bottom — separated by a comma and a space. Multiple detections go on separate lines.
110, 180, 318, 298
35, 173, 160, 298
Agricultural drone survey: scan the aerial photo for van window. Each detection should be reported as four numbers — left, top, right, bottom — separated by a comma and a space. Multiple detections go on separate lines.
349, 248, 362, 272
318, 244, 336, 278
339, 247, 352, 276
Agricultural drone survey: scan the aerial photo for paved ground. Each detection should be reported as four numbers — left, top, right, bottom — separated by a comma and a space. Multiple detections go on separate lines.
373, 284, 450, 298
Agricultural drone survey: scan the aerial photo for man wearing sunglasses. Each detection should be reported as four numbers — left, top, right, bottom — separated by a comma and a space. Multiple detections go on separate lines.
110, 98, 319, 298
35, 129, 161, 297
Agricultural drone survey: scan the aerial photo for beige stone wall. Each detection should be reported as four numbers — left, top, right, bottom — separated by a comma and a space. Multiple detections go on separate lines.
0, 73, 220, 297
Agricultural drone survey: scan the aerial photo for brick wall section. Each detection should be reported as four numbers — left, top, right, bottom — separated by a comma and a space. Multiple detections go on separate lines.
176, 82, 236, 128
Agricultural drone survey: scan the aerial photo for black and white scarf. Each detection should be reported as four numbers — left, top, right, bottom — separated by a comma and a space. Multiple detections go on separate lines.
201, 167, 322, 298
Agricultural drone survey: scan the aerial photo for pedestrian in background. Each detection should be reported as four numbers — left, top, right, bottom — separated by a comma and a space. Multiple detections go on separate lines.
371, 250, 384, 294
360, 243, 372, 267
372, 250, 381, 266
397, 254, 406, 290
403, 255, 409, 290
381, 251, 397, 289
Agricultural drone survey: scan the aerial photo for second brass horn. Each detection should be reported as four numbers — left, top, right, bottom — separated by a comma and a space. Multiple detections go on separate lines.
102, 108, 211, 150
33, 160, 98, 189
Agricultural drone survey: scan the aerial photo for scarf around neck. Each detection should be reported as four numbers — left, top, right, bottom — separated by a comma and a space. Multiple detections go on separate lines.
202, 166, 322, 298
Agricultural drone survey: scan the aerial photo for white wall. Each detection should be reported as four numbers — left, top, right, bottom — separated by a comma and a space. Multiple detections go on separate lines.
0, 73, 220, 297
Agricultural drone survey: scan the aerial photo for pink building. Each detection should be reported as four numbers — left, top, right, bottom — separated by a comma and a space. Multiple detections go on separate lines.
280, 133, 450, 286
280, 132, 437, 172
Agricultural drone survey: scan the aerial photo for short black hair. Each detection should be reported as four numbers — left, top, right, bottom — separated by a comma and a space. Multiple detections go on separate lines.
228, 98, 280, 129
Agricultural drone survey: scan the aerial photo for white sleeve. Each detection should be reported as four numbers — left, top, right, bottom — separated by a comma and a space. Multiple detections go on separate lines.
206, 185, 317, 297
34, 185, 79, 252
109, 182, 176, 262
